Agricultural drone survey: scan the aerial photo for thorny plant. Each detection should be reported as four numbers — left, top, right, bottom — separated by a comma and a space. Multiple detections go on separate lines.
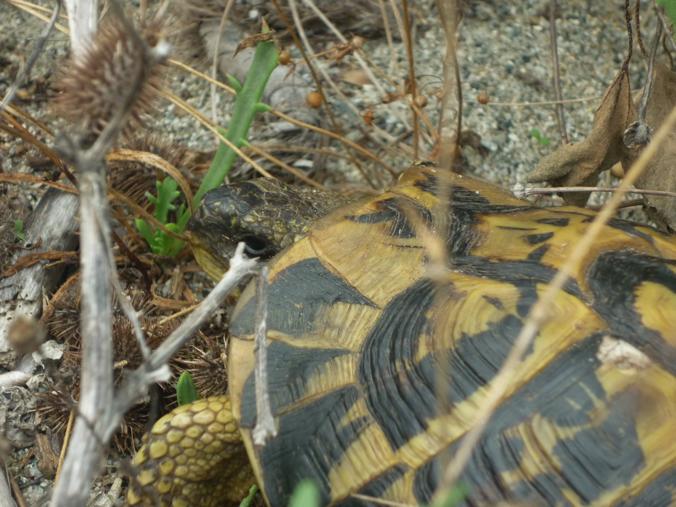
0, 0, 675, 506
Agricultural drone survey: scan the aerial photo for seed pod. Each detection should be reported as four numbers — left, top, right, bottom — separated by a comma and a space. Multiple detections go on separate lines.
307, 91, 323, 108
414, 95, 428, 108
279, 49, 292, 66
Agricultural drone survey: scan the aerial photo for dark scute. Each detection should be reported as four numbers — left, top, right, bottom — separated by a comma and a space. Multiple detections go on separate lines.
257, 386, 363, 507
346, 197, 432, 239
509, 473, 572, 507
552, 389, 645, 503
615, 468, 676, 507
587, 250, 676, 373
482, 295, 505, 310
452, 255, 583, 316
336, 464, 410, 507
414, 172, 532, 214
496, 225, 537, 231
231, 258, 375, 337
358, 279, 439, 449
419, 315, 532, 407
536, 217, 570, 227
412, 460, 438, 505
414, 334, 614, 505
527, 244, 549, 262
524, 232, 554, 245
445, 205, 480, 258
581, 216, 656, 245
239, 341, 351, 428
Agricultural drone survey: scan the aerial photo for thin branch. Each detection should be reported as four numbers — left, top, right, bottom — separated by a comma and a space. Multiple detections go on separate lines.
351, 493, 414, 507
287, 0, 410, 165
485, 95, 600, 107
0, 466, 18, 507
106, 243, 257, 440
654, 0, 676, 53
50, 2, 169, 503
269, 0, 392, 185
252, 266, 277, 446
434, 104, 676, 501
638, 18, 662, 123
300, 0, 388, 98
378, 0, 398, 76
634, 0, 647, 56
401, 0, 419, 157
524, 186, 676, 198
210, 0, 235, 123
0, 1, 59, 113
63, 0, 98, 59
436, 0, 463, 168
548, 0, 568, 143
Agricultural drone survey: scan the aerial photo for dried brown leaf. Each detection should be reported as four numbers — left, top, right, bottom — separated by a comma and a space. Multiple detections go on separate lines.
622, 64, 676, 230
527, 71, 635, 205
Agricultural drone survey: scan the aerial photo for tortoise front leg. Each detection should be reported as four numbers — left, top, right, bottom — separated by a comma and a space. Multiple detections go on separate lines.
128, 395, 255, 506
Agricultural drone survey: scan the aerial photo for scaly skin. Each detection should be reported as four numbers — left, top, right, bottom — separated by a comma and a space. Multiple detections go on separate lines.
128, 396, 253, 506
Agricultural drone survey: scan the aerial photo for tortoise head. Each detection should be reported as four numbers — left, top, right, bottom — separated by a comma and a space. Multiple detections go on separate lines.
188, 178, 353, 279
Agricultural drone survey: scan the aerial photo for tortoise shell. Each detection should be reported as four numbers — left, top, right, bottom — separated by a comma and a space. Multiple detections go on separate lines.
227, 165, 676, 506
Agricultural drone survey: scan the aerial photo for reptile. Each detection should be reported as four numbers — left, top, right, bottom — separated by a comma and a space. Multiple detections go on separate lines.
128, 163, 676, 506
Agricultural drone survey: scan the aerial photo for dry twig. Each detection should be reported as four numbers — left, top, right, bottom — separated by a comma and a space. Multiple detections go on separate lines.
435, 0, 462, 168
0, 1, 59, 112
548, 0, 568, 143
252, 266, 277, 445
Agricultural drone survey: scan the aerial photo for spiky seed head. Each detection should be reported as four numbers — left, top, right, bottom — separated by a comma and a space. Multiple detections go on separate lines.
53, 14, 169, 139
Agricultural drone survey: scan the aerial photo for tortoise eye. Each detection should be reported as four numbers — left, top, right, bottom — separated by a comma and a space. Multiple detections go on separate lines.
242, 235, 271, 258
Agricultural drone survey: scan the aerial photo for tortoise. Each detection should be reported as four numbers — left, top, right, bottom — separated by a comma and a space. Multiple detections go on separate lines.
128, 163, 676, 507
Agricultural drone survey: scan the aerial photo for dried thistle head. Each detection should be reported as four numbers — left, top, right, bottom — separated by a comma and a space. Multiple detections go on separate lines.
35, 387, 150, 455
53, 12, 170, 139
41, 285, 179, 454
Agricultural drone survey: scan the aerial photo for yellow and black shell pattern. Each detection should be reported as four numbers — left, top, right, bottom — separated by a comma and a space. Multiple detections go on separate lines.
228, 166, 676, 507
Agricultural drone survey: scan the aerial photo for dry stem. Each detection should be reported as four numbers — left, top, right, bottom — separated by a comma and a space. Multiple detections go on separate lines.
548, 0, 568, 143
436, 0, 462, 168
252, 266, 277, 445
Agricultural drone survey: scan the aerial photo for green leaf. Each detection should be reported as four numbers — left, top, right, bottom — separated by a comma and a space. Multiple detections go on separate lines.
529, 127, 551, 147
135, 218, 155, 245
288, 480, 320, 507
429, 483, 469, 507
228, 74, 243, 93
239, 485, 259, 507
134, 177, 187, 257
14, 219, 25, 242
657, 0, 676, 29
175, 371, 199, 406
193, 33, 279, 207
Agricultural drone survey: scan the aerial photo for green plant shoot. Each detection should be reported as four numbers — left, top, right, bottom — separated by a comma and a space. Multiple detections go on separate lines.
529, 127, 551, 147
135, 27, 278, 257
239, 485, 259, 507
14, 219, 25, 242
288, 480, 319, 507
175, 371, 199, 406
429, 483, 469, 507
657, 0, 676, 30
192, 26, 279, 207
135, 177, 188, 257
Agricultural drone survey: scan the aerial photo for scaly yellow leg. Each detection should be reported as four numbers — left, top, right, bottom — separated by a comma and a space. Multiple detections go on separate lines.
127, 395, 254, 507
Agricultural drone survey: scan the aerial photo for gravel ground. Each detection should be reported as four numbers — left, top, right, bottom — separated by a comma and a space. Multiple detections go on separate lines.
0, 0, 653, 504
